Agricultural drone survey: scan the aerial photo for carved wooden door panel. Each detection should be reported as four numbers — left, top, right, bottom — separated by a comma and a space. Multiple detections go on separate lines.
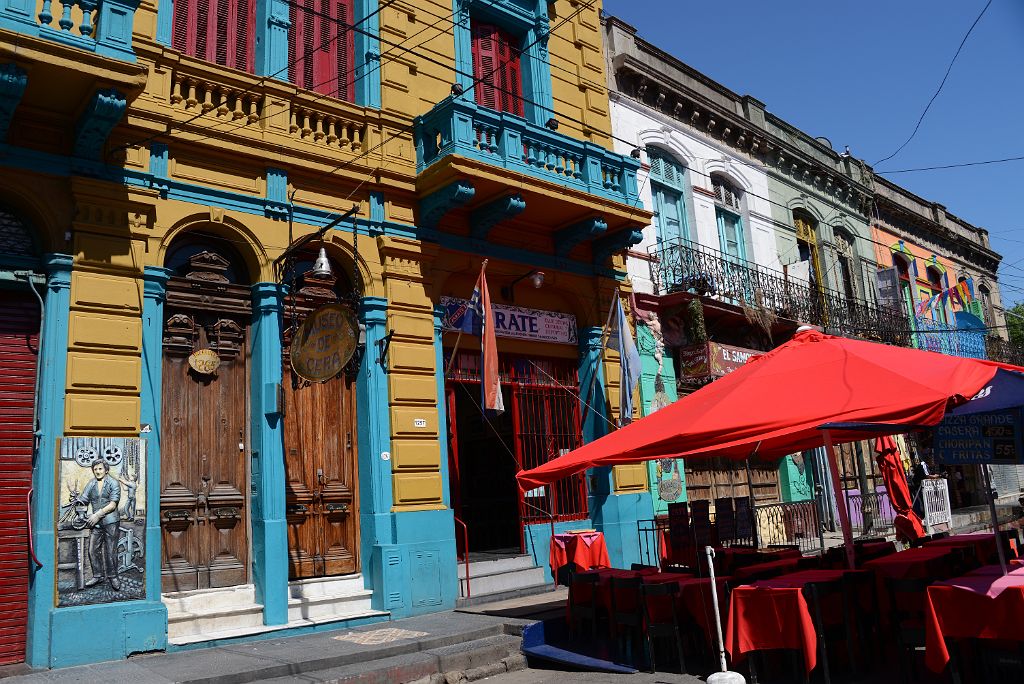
160, 252, 251, 593
283, 269, 358, 579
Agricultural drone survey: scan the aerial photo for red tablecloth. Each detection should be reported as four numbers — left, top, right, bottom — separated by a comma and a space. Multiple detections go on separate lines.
862, 546, 957, 580
725, 569, 849, 672
549, 531, 610, 579
732, 556, 802, 582
857, 541, 897, 562
643, 573, 729, 645
923, 533, 1002, 565
589, 567, 663, 614
925, 574, 1024, 672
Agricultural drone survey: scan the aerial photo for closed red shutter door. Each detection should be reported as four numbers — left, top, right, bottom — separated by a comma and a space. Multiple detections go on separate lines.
172, 0, 255, 73
471, 22, 523, 116
0, 291, 39, 666
288, 0, 354, 101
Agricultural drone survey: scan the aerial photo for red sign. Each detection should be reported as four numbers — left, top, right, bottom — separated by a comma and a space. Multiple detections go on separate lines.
680, 342, 759, 379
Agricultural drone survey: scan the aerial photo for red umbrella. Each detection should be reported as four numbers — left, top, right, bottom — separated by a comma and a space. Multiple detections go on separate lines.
518, 330, 1011, 489
874, 436, 926, 541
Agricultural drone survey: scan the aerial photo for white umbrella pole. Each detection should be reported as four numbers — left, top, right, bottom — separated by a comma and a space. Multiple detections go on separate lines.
982, 465, 1009, 576
823, 430, 856, 570
705, 546, 746, 683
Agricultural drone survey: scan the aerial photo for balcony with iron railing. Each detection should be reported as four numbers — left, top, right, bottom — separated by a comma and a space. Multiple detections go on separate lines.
650, 238, 912, 347
912, 315, 987, 360
985, 335, 1024, 366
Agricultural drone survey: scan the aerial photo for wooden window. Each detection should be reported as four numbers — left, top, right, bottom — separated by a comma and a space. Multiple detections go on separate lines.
712, 175, 741, 211
471, 21, 523, 116
288, 0, 355, 101
648, 149, 687, 190
172, 0, 255, 73
653, 184, 687, 246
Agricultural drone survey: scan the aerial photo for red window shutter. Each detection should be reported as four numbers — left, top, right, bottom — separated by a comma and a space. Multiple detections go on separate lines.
171, 0, 191, 54
335, 0, 353, 101
471, 21, 522, 115
171, 0, 253, 73
288, 0, 354, 101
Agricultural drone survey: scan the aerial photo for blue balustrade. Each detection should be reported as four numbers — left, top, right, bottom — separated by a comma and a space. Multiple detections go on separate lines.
913, 315, 986, 359
1, 0, 139, 62
415, 97, 641, 206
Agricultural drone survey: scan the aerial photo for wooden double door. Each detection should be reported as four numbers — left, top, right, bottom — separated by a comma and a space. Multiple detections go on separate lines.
282, 269, 358, 579
160, 252, 251, 593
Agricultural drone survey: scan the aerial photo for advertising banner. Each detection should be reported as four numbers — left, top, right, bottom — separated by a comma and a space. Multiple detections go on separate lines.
440, 296, 577, 345
934, 409, 1023, 465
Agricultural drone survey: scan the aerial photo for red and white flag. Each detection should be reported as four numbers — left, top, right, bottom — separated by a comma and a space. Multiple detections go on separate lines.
473, 260, 504, 415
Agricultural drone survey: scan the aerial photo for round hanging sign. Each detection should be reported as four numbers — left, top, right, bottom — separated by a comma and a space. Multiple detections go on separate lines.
658, 478, 682, 502
290, 303, 358, 382
188, 348, 221, 375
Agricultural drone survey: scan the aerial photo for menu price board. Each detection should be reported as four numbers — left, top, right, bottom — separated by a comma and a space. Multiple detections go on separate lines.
934, 409, 1023, 465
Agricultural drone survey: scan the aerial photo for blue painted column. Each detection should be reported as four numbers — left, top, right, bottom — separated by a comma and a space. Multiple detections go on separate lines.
450, 0, 474, 96
257, 0, 291, 78
578, 325, 652, 570
141, 268, 172, 606
433, 305, 451, 508
25, 254, 72, 668
354, 0, 381, 108
357, 296, 395, 592
249, 282, 288, 625
155, 0, 173, 45
523, 16, 554, 127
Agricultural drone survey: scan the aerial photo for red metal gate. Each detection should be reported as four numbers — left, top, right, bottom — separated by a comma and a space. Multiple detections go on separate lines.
446, 351, 589, 537
0, 290, 39, 666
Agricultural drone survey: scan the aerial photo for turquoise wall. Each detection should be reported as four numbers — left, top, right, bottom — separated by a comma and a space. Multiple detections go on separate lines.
779, 453, 815, 502
636, 323, 685, 514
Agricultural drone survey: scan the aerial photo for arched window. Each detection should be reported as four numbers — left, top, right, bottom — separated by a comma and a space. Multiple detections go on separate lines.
894, 253, 916, 321
793, 210, 822, 288
0, 204, 39, 268
926, 266, 948, 324
711, 174, 744, 261
979, 283, 994, 325
647, 148, 689, 247
834, 230, 857, 301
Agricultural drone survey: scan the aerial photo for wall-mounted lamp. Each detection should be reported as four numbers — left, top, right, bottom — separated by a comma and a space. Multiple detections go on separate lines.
501, 270, 545, 302
630, 147, 643, 159
451, 83, 464, 97
545, 118, 559, 131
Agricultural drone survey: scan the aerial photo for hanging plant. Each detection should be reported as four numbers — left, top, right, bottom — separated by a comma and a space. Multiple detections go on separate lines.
687, 298, 707, 344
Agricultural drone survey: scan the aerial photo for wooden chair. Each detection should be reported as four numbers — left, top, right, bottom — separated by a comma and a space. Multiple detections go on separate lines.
640, 581, 687, 674
609, 575, 645, 667
885, 576, 931, 684
566, 569, 600, 642
631, 563, 659, 572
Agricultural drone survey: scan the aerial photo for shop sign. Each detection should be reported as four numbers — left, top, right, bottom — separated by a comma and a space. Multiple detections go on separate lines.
934, 409, 1023, 465
290, 303, 358, 382
680, 342, 758, 379
440, 296, 577, 345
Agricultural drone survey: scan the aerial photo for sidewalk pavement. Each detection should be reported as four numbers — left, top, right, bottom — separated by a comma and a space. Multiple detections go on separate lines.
3, 611, 532, 684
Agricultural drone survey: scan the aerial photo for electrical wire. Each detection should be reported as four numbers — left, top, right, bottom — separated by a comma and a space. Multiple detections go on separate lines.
877, 154, 1024, 174
873, 0, 994, 166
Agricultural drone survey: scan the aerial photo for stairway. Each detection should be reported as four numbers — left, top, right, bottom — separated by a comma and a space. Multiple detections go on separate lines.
456, 554, 553, 607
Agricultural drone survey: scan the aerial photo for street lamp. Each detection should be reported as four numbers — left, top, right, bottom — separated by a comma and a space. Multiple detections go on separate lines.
501, 270, 545, 303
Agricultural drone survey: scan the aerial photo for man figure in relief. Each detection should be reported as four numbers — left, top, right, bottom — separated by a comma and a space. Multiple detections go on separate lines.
82, 459, 122, 591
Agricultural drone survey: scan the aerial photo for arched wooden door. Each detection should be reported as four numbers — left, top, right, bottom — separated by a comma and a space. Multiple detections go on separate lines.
282, 263, 359, 579
160, 248, 251, 592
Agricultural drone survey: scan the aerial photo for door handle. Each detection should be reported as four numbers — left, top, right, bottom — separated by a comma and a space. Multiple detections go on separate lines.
325, 503, 349, 514
287, 503, 309, 515
163, 510, 193, 524
211, 507, 240, 520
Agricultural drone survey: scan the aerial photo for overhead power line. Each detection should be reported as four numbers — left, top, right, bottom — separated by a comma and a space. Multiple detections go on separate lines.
876, 154, 1024, 174
873, 0, 993, 166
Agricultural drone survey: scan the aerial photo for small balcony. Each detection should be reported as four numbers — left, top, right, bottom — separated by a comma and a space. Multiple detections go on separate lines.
0, 0, 139, 62
651, 238, 912, 348
912, 316, 986, 359
985, 335, 1024, 366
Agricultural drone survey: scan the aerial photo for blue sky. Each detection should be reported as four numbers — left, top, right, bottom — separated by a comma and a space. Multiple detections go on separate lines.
602, 0, 1024, 308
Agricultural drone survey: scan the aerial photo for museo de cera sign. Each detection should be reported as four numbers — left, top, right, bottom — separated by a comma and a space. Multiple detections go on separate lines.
289, 303, 358, 382
679, 342, 758, 380
440, 296, 578, 345
934, 409, 1023, 465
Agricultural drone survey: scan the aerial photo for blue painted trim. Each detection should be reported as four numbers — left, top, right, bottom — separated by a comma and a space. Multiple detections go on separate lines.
433, 306, 450, 509
140, 266, 172, 632
155, 0, 172, 45
250, 282, 288, 625
368, 191, 385, 224
73, 88, 127, 163
26, 254, 72, 669
354, 0, 381, 108
357, 296, 395, 594
149, 143, 169, 196
451, 0, 474, 97
167, 611, 390, 652
265, 167, 289, 220
257, 0, 291, 78
4, 0, 140, 62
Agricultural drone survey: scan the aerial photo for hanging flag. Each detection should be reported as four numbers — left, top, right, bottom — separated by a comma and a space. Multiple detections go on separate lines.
606, 292, 641, 427
916, 296, 931, 315
471, 260, 504, 415
949, 286, 963, 309
959, 280, 973, 304
965, 276, 976, 300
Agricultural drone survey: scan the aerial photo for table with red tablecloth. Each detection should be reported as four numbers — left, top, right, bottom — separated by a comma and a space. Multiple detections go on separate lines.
732, 556, 802, 582
549, 531, 611, 580
644, 573, 731, 647
856, 540, 897, 563
862, 546, 958, 580
923, 532, 1004, 565
725, 569, 854, 673
925, 569, 1024, 672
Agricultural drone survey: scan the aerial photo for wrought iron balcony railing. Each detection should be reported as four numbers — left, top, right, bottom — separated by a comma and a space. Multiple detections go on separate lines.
912, 316, 986, 360
414, 97, 642, 206
650, 238, 912, 347
985, 335, 1024, 366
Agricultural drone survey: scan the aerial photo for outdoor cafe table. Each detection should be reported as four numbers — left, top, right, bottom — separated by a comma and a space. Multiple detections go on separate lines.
732, 556, 802, 582
923, 532, 1002, 565
725, 569, 858, 673
644, 573, 731, 648
925, 567, 1024, 672
549, 531, 610, 581
861, 546, 959, 580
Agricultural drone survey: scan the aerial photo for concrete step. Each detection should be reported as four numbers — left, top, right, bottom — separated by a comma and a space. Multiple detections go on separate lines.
459, 554, 536, 579
257, 634, 526, 683
459, 564, 547, 598
287, 574, 375, 623
164, 585, 265, 641
456, 581, 555, 609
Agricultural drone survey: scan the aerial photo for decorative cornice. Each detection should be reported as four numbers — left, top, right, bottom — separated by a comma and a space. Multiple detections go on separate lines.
554, 216, 606, 257
73, 88, 127, 163
592, 228, 643, 266
420, 179, 475, 230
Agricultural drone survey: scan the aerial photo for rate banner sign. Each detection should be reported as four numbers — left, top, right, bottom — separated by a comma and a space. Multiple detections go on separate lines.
934, 409, 1024, 465
440, 296, 577, 345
